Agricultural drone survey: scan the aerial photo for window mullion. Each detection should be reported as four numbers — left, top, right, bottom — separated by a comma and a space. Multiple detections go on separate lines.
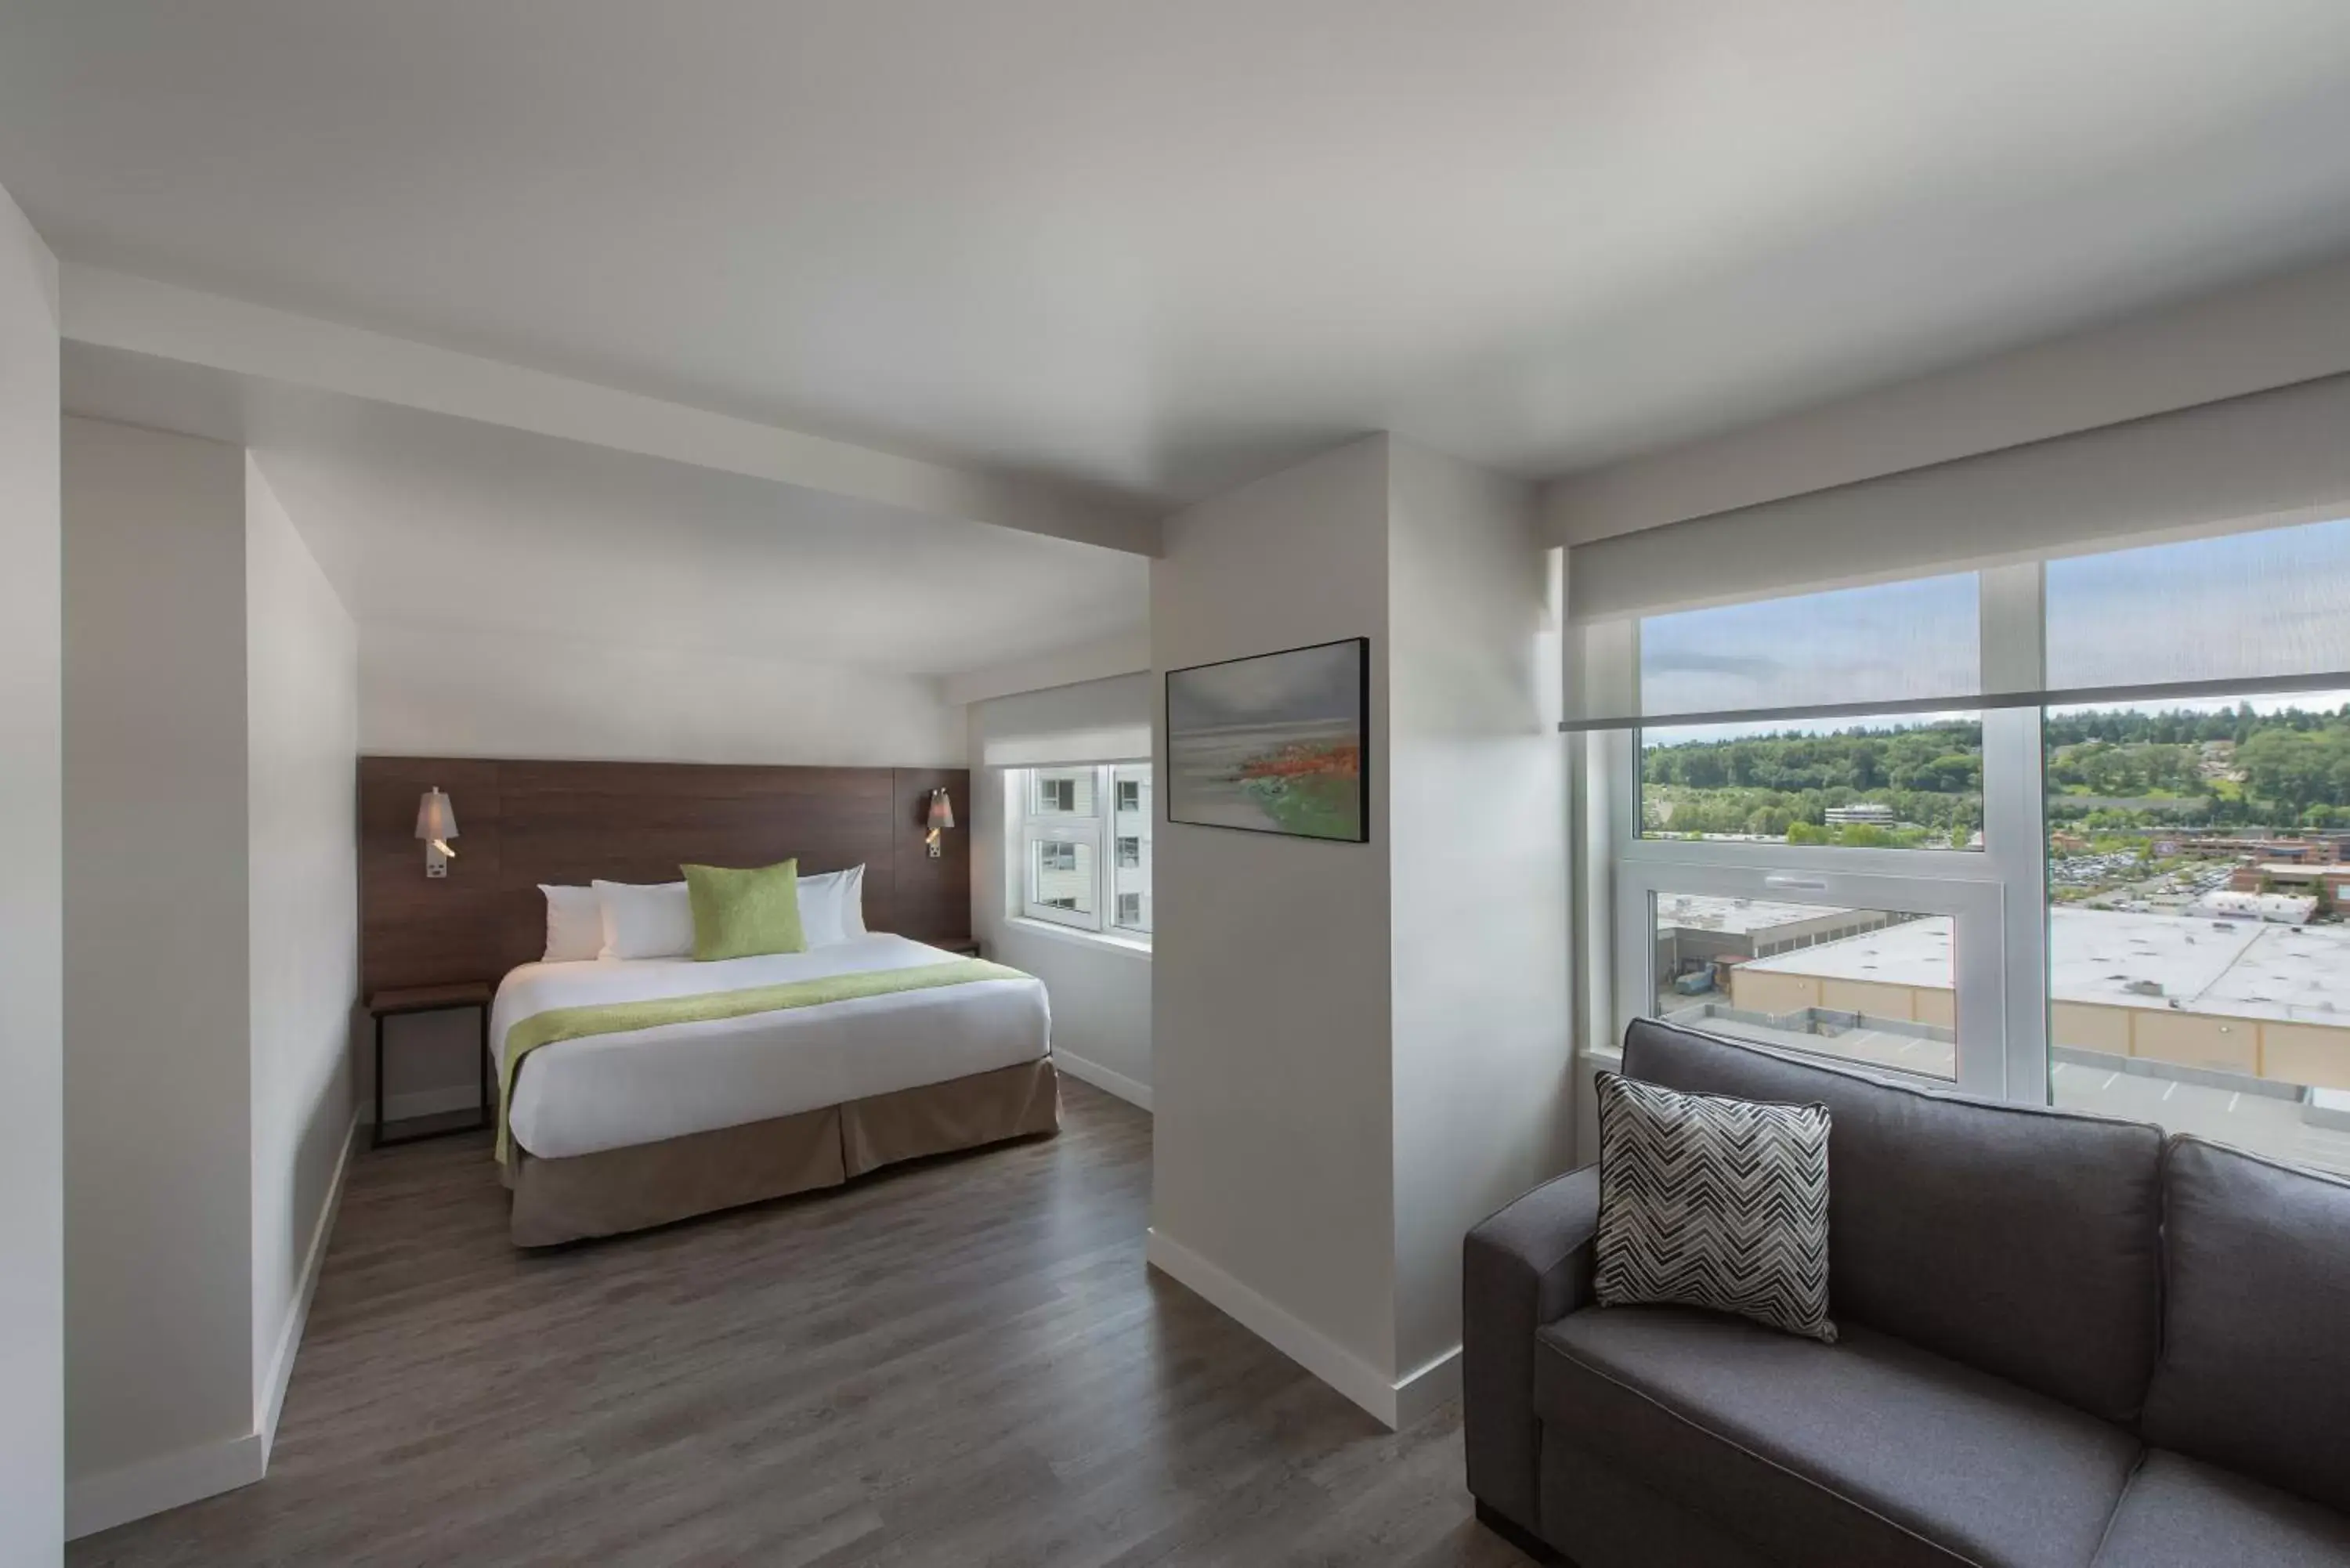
1979, 562, 2049, 1107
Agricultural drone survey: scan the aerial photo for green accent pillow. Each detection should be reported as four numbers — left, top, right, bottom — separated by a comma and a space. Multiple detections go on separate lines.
682, 860, 806, 961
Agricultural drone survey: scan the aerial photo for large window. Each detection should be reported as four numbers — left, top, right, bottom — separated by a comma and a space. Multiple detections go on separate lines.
2041, 691, 2350, 1173
1010, 764, 1151, 941
1585, 514, 2350, 1177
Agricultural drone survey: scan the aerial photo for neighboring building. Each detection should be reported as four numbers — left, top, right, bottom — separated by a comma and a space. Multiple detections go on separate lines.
1824, 802, 1897, 826
1031, 840, 1094, 912
2195, 836, 2350, 864
1726, 909, 2350, 1091
1650, 895, 1908, 996
2192, 889, 2319, 925
1112, 769, 1154, 932
2230, 861, 2350, 913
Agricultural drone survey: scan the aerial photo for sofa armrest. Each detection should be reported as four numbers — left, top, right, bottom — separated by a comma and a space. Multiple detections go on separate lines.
1462, 1163, 1602, 1537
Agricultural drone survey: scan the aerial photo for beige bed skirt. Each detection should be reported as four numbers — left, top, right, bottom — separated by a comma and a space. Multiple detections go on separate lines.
504, 1056, 1061, 1246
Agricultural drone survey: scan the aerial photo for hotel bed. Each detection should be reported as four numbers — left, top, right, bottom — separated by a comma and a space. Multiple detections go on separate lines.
490, 933, 1057, 1245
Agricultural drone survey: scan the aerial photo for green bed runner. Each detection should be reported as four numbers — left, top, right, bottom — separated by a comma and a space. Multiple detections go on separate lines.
496, 958, 1031, 1163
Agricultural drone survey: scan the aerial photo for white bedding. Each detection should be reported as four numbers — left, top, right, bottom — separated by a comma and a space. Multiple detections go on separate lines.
491, 934, 1050, 1160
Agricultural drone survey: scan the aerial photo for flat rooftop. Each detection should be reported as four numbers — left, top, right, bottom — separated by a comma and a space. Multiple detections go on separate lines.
1739, 915, 1959, 989
1653, 894, 1854, 937
2197, 923, 2350, 1025
1740, 906, 2350, 1027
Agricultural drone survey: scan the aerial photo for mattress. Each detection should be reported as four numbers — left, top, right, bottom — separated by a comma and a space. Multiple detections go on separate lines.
490, 934, 1050, 1160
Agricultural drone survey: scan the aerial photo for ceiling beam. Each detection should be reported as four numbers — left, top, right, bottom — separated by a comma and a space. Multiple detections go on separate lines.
942, 629, 1152, 708
60, 264, 1161, 556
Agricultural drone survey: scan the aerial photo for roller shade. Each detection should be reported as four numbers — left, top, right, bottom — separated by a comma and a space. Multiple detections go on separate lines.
980, 724, 1152, 768
970, 672, 1152, 767
1565, 501, 2350, 732
1568, 370, 2350, 627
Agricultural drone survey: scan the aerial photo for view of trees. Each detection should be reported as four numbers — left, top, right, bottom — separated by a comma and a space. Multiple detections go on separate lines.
1640, 704, 2350, 843
2045, 703, 2350, 829
1641, 721, 1983, 847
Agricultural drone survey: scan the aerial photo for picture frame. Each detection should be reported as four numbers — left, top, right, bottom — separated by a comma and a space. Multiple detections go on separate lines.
1164, 637, 1369, 842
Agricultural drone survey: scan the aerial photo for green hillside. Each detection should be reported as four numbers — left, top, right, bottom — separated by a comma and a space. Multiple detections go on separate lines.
1639, 704, 2350, 844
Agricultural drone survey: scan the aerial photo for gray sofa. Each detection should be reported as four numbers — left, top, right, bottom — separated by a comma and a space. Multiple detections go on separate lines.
1463, 1018, 2350, 1568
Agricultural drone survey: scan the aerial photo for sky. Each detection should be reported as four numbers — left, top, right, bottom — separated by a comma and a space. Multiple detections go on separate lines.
1632, 514, 2350, 745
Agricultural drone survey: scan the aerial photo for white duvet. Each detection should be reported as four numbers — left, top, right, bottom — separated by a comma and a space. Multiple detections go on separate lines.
491, 934, 1050, 1160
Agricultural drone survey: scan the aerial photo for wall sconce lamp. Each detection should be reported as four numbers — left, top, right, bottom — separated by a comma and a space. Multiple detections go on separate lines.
415, 787, 459, 879
925, 787, 956, 859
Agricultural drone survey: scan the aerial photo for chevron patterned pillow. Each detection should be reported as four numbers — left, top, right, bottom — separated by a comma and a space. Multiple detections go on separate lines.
1593, 1071, 1835, 1343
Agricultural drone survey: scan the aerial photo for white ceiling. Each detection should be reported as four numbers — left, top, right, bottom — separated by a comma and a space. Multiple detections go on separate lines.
64, 344, 1148, 677
11, 2, 2350, 505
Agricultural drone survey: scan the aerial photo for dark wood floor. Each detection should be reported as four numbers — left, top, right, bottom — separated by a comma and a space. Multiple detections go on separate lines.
71, 1080, 1528, 1567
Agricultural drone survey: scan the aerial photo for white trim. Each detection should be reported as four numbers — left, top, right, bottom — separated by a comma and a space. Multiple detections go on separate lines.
1003, 916, 1152, 959
1391, 1345, 1465, 1430
68, 1111, 363, 1540
1616, 850, 2008, 1099
1144, 1228, 1454, 1431
1052, 1051, 1152, 1113
259, 1111, 360, 1457
67, 1111, 364, 1540
371, 1083, 486, 1124
985, 725, 1155, 769
67, 1434, 266, 1541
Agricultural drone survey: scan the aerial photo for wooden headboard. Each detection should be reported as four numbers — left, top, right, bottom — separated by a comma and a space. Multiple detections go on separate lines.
358, 757, 971, 995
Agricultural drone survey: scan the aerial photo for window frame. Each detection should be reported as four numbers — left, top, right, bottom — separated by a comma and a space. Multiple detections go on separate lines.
1616, 853, 2009, 1097
1010, 762, 1152, 945
1587, 565, 2049, 1108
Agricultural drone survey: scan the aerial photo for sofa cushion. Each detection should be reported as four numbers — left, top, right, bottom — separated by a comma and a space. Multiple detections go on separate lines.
1622, 1018, 2164, 1422
1540, 1437, 1775, 1568
2092, 1450, 2350, 1568
1593, 1071, 1835, 1342
1534, 1304, 2138, 1568
2142, 1136, 2350, 1516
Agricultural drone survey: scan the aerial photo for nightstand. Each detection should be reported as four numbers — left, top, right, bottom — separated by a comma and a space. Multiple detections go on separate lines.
936, 936, 983, 958
367, 981, 494, 1149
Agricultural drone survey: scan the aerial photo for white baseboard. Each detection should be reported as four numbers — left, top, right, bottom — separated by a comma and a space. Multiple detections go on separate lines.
67, 1433, 266, 1541
1054, 1051, 1152, 1112
1144, 1227, 1456, 1430
1392, 1343, 1464, 1429
371, 1083, 484, 1123
261, 1111, 360, 1457
69, 1112, 363, 1541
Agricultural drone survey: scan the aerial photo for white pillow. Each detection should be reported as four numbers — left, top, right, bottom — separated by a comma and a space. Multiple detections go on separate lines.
796, 865, 868, 948
594, 879, 696, 960
539, 884, 604, 963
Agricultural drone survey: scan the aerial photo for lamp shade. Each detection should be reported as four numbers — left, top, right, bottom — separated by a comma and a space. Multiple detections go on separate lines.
927, 789, 955, 832
415, 788, 458, 843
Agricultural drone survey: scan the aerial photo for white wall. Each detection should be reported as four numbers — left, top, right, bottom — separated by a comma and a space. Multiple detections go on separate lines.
970, 674, 1154, 1107
1148, 435, 1574, 1427
1150, 436, 1400, 1384
0, 180, 63, 1568
361, 621, 965, 767
62, 419, 360, 1537
243, 457, 357, 1443
1385, 441, 1573, 1383
63, 419, 255, 1499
